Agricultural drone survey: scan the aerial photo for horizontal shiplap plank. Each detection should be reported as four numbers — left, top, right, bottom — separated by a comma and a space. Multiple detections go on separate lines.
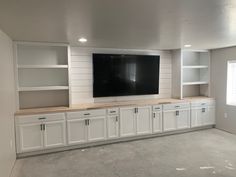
71, 55, 91, 62
160, 73, 172, 79
160, 68, 172, 74
71, 68, 92, 74
71, 74, 92, 80
72, 86, 93, 92
71, 79, 93, 86
72, 92, 93, 99
71, 61, 92, 68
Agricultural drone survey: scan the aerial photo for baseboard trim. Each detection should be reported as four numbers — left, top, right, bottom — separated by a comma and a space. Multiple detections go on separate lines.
17, 125, 214, 158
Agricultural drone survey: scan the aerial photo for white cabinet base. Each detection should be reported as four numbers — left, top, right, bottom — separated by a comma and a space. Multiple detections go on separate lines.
17, 125, 215, 158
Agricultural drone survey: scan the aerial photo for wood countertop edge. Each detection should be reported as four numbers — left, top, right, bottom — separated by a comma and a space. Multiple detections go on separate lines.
15, 97, 215, 116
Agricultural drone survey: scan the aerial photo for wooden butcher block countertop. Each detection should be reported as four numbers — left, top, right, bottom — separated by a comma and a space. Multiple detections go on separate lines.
15, 96, 214, 116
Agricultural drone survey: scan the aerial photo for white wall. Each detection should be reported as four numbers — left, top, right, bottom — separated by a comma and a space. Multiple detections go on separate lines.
0, 29, 16, 177
211, 47, 236, 134
70, 47, 172, 104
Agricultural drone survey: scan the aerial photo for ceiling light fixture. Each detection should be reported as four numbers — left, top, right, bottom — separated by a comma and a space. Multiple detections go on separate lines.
184, 44, 192, 48
78, 37, 87, 43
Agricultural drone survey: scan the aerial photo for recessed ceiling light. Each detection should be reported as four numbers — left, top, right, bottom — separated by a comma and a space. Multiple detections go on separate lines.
184, 44, 192, 48
78, 37, 87, 43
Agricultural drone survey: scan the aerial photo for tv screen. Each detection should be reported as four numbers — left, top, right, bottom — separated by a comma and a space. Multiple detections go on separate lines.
93, 54, 160, 97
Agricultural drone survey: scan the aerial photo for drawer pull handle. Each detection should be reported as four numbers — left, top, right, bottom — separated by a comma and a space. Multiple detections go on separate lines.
38, 117, 46, 120
84, 113, 90, 116
202, 108, 206, 113
40, 124, 45, 131
176, 111, 179, 116
175, 106, 180, 108
115, 116, 118, 122
110, 111, 116, 113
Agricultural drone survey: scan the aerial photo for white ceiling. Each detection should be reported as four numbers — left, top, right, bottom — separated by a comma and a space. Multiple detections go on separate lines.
1, 0, 236, 50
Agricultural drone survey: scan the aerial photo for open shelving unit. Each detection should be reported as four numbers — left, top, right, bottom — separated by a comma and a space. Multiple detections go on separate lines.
14, 42, 70, 109
172, 49, 211, 99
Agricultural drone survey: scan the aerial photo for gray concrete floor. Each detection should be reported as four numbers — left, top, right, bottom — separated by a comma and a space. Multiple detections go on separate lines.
11, 129, 236, 177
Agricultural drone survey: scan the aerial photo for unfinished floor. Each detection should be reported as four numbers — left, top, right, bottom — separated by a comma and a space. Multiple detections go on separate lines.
11, 129, 236, 177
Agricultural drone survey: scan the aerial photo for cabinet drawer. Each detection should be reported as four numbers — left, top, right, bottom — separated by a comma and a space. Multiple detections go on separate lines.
163, 103, 190, 110
16, 113, 65, 124
191, 100, 215, 107
152, 105, 162, 111
67, 109, 106, 119
107, 108, 119, 115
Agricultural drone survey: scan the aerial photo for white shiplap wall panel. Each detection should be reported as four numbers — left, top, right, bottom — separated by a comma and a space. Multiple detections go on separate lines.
70, 47, 172, 104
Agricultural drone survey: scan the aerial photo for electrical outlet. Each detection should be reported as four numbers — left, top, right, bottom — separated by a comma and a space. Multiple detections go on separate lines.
224, 113, 228, 118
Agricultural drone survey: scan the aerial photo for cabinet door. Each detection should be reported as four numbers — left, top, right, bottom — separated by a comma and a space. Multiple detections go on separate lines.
87, 116, 106, 142
153, 111, 163, 133
163, 110, 176, 132
67, 119, 87, 145
107, 115, 119, 139
120, 107, 136, 137
177, 109, 190, 129
19, 123, 43, 152
136, 106, 152, 135
201, 106, 212, 125
191, 108, 203, 127
208, 106, 216, 125
44, 120, 66, 148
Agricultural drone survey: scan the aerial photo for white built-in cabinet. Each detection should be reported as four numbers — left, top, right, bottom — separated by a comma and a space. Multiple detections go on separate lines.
18, 123, 44, 152
120, 107, 137, 137
163, 103, 190, 132
136, 106, 152, 135
67, 109, 106, 145
191, 101, 215, 127
152, 105, 163, 133
87, 116, 106, 141
67, 118, 87, 144
15, 100, 215, 154
107, 108, 119, 139
120, 106, 152, 137
16, 113, 66, 153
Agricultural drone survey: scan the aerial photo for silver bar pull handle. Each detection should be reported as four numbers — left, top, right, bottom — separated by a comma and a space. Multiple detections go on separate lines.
176, 110, 179, 116
38, 117, 46, 120
43, 124, 46, 131
202, 108, 206, 113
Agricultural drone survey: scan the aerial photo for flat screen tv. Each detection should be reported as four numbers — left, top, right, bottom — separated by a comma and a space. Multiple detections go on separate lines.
93, 54, 160, 97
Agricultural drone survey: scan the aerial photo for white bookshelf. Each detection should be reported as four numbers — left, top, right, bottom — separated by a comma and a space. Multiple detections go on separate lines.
172, 49, 210, 99
15, 42, 70, 109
